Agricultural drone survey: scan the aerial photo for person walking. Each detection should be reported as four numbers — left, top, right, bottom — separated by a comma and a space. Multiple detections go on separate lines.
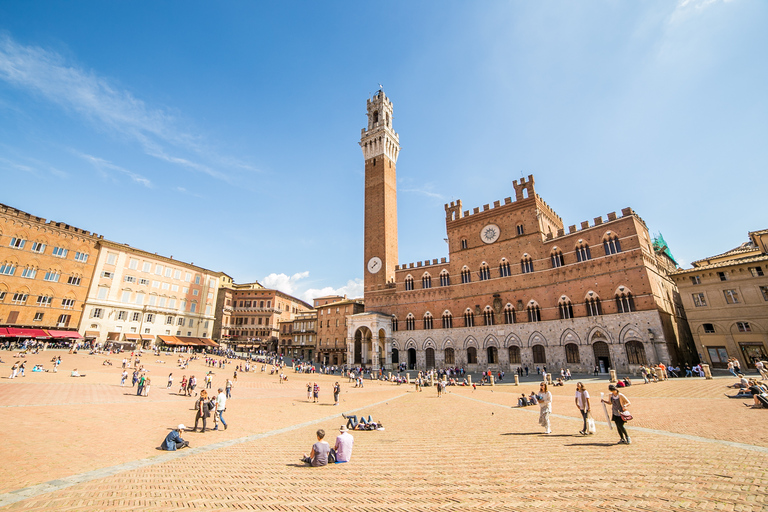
313, 382, 319, 403
538, 382, 553, 434
226, 378, 233, 399
601, 384, 632, 444
143, 376, 151, 397
575, 382, 591, 435
167, 373, 173, 389
192, 389, 211, 433
333, 382, 340, 406
137, 374, 146, 396
216, 387, 228, 430
121, 370, 128, 387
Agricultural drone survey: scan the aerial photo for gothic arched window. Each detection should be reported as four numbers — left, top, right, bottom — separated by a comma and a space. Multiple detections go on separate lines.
404, 275, 414, 291
603, 232, 622, 255
503, 303, 515, 324
483, 307, 494, 326
423, 312, 433, 330
464, 308, 474, 327
479, 263, 491, 281
461, 267, 471, 284
551, 247, 564, 268
499, 259, 511, 277
521, 254, 534, 274
558, 296, 574, 319
576, 242, 592, 262
527, 302, 541, 322
422, 273, 432, 289
442, 311, 453, 329
405, 314, 415, 331
585, 292, 602, 316
439, 270, 450, 287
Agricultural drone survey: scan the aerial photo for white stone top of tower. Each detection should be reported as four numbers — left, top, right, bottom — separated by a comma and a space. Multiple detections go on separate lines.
360, 90, 400, 163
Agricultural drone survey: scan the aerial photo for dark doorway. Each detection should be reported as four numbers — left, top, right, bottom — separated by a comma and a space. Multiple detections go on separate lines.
593, 341, 611, 373
408, 348, 417, 370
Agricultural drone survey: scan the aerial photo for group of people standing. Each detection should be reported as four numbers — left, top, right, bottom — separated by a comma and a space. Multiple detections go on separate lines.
536, 381, 633, 444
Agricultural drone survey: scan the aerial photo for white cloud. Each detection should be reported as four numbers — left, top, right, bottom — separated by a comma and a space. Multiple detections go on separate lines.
0, 33, 254, 182
299, 279, 364, 304
72, 151, 152, 188
261, 272, 363, 304
262, 271, 311, 296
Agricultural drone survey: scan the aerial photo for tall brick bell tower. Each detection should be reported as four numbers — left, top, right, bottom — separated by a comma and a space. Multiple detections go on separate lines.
361, 90, 400, 292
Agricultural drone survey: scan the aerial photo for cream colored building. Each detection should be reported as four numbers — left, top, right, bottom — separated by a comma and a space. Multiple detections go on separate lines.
79, 240, 224, 348
671, 229, 768, 370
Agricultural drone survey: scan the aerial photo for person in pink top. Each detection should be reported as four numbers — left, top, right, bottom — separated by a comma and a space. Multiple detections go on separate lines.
333, 425, 354, 463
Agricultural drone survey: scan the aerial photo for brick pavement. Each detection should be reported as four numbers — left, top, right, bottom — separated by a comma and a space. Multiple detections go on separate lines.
0, 351, 767, 510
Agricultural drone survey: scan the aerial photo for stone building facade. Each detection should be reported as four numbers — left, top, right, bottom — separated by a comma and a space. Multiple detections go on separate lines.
0, 203, 101, 338
214, 281, 311, 353
349, 90, 695, 374
316, 297, 364, 366
80, 240, 224, 347
671, 229, 768, 370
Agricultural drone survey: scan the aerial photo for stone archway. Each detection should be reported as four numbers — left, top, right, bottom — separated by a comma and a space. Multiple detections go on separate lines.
408, 348, 417, 369
353, 326, 372, 366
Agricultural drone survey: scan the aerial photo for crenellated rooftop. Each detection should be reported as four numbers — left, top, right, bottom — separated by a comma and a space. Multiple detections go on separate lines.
0, 202, 103, 239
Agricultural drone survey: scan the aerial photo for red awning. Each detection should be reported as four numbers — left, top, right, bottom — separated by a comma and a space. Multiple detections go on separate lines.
46, 330, 84, 339
0, 328, 9, 338
5, 328, 51, 339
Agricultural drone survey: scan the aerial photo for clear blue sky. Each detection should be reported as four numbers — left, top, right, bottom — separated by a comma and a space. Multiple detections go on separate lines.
1, 1, 766, 303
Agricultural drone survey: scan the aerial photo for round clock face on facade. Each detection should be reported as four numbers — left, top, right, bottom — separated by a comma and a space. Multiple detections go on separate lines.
481, 224, 501, 244
367, 256, 382, 274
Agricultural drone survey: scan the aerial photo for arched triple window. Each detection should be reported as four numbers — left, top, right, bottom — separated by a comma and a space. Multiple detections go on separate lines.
499, 258, 511, 278
576, 241, 592, 262
483, 306, 494, 326
479, 263, 491, 281
423, 312, 434, 330
422, 273, 432, 289
405, 314, 416, 331
464, 308, 474, 327
603, 232, 622, 255
391, 316, 398, 332
558, 296, 574, 320
442, 311, 453, 329
585, 292, 602, 316
503, 303, 515, 324
521, 254, 534, 274
439, 270, 450, 287
405, 275, 414, 291
461, 267, 471, 284
551, 247, 564, 268
527, 301, 541, 322
615, 287, 635, 313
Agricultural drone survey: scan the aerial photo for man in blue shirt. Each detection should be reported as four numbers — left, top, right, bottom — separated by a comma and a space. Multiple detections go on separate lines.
162, 424, 190, 451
